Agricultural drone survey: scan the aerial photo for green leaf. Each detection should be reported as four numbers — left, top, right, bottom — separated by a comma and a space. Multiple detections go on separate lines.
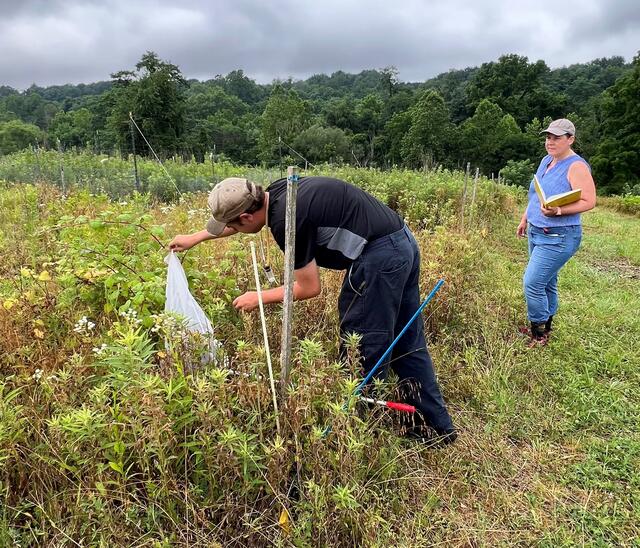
108, 461, 124, 474
150, 225, 165, 237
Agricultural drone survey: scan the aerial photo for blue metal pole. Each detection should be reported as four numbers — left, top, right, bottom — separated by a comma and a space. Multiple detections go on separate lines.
353, 278, 444, 396
323, 279, 445, 437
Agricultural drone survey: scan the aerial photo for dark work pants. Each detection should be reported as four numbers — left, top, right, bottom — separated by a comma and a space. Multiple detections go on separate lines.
338, 226, 454, 434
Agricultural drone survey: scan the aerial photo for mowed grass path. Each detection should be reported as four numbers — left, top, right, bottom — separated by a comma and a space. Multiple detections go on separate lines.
415, 206, 640, 546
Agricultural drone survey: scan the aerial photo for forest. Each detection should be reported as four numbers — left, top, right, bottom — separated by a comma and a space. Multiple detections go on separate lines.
0, 51, 638, 195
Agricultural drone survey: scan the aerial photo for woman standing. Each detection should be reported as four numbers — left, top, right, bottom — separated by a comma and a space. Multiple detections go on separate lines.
516, 119, 597, 345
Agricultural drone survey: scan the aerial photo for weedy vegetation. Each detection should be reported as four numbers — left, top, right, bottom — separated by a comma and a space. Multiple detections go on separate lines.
0, 153, 638, 546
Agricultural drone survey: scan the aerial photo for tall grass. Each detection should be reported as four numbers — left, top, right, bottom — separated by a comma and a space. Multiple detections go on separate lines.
1, 161, 639, 545
598, 195, 640, 217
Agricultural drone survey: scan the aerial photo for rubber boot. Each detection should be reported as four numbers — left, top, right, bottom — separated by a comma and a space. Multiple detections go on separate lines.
531, 321, 546, 338
528, 321, 548, 346
545, 315, 554, 333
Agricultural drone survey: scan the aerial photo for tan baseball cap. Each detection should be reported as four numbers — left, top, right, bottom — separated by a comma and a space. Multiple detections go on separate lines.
205, 177, 260, 236
540, 118, 576, 136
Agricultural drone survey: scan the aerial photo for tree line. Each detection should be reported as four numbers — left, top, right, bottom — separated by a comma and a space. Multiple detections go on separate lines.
0, 51, 638, 195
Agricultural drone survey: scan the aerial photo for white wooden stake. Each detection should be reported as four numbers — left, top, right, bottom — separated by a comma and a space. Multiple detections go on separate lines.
280, 166, 299, 388
250, 241, 281, 435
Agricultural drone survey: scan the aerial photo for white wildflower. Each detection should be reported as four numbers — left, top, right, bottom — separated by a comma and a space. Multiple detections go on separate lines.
120, 308, 142, 326
73, 316, 95, 335
150, 312, 186, 337
92, 343, 108, 356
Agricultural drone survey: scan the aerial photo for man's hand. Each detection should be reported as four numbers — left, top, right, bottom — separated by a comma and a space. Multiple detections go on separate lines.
232, 260, 321, 313
516, 219, 527, 238
233, 291, 259, 312
168, 234, 198, 251
541, 205, 560, 217
169, 227, 237, 251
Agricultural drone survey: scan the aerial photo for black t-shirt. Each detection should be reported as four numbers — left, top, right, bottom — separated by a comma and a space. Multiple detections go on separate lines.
266, 176, 403, 270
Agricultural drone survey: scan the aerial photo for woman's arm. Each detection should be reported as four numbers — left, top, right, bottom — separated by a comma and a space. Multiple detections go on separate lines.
542, 161, 597, 217
564, 161, 597, 214
517, 211, 528, 238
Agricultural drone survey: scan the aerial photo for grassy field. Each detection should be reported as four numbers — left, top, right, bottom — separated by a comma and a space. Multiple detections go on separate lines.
423, 206, 640, 546
0, 171, 638, 546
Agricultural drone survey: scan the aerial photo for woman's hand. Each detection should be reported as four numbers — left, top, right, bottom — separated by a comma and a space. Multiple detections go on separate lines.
541, 205, 561, 217
516, 219, 527, 238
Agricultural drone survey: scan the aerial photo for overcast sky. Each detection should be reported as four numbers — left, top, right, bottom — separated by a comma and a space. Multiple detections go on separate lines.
1, 0, 638, 90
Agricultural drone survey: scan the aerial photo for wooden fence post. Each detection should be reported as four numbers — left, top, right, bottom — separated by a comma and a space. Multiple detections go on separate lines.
57, 139, 65, 195
470, 167, 480, 222
33, 144, 42, 182
280, 166, 299, 389
210, 143, 216, 185
460, 162, 470, 229
129, 112, 140, 192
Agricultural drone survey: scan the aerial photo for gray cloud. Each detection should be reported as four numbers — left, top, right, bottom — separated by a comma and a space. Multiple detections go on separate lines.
0, 0, 638, 90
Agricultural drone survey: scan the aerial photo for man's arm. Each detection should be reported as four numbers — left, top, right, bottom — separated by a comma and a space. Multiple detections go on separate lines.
168, 227, 238, 251
233, 259, 321, 312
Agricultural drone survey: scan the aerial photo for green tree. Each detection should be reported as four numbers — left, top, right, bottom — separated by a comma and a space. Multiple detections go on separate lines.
591, 53, 640, 194
545, 57, 630, 113
466, 54, 566, 126
258, 85, 312, 163
379, 66, 400, 98
571, 95, 606, 161
0, 119, 43, 154
353, 94, 384, 166
381, 111, 412, 166
323, 96, 358, 131
499, 159, 536, 187
401, 90, 452, 169
183, 86, 257, 162
1, 92, 59, 131
107, 51, 188, 157
0, 86, 18, 99
186, 112, 259, 164
185, 86, 248, 122
292, 124, 351, 164
423, 67, 477, 123
0, 108, 17, 123
461, 99, 522, 175
48, 108, 94, 148
222, 70, 266, 106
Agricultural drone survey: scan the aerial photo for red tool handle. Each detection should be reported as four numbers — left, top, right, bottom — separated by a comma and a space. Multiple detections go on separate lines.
385, 401, 416, 413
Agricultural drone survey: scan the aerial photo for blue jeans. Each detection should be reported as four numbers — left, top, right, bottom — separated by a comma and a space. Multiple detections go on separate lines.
338, 226, 454, 434
523, 224, 582, 323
